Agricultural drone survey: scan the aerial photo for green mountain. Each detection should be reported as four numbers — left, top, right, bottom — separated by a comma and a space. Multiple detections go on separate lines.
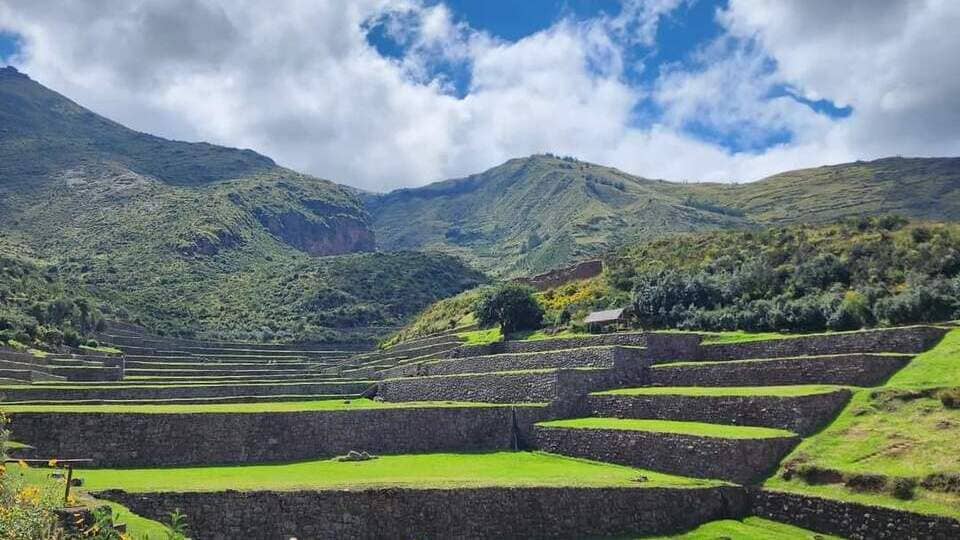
367, 154, 749, 276
369, 154, 960, 276
0, 67, 484, 343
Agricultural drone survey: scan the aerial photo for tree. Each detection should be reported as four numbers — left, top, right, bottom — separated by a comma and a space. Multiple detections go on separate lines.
474, 284, 544, 333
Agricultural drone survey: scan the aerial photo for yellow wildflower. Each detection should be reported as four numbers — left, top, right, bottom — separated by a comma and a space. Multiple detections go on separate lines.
17, 459, 28, 469
48, 458, 58, 468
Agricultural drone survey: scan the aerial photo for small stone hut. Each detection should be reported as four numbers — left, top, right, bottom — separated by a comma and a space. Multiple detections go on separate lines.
583, 308, 629, 333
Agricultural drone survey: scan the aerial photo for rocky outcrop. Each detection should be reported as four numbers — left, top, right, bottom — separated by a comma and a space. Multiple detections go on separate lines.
255, 209, 374, 256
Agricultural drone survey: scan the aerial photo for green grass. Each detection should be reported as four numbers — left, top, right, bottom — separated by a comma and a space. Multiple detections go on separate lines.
699, 331, 790, 345
537, 418, 796, 440
96, 500, 172, 540
764, 328, 960, 518
886, 329, 960, 388
0, 399, 519, 414
641, 516, 840, 539
66, 452, 716, 493
593, 385, 845, 398
458, 328, 503, 346
764, 480, 960, 521
78, 344, 123, 355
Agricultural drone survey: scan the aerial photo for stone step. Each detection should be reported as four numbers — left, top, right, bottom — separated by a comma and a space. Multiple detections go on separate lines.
648, 354, 912, 387
696, 325, 948, 362
123, 368, 316, 377
124, 360, 314, 370
586, 386, 852, 436
445, 332, 702, 360
0, 381, 373, 403
48, 365, 123, 382
384, 346, 648, 379
1, 394, 364, 406
382, 333, 464, 354
0, 369, 32, 382
377, 367, 627, 403
534, 418, 800, 484
38, 375, 354, 385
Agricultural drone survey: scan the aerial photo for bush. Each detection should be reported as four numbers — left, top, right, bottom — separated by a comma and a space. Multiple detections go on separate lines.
474, 284, 544, 333
891, 477, 917, 500
937, 388, 960, 409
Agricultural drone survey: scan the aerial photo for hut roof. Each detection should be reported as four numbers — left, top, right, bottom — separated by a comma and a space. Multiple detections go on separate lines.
583, 308, 626, 324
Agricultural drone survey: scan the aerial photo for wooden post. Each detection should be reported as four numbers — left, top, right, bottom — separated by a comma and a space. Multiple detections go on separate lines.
64, 464, 74, 505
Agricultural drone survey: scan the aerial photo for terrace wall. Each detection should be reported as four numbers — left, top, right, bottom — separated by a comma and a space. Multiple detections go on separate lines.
649, 354, 911, 388
585, 390, 852, 436
698, 326, 948, 362
377, 368, 624, 404
0, 381, 370, 402
443, 332, 703, 363
9, 405, 552, 467
98, 485, 748, 540
533, 426, 799, 485
405, 346, 649, 378
751, 489, 960, 539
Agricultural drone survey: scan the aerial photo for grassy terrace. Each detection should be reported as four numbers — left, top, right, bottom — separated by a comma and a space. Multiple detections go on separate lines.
56, 452, 717, 492
765, 328, 960, 518
538, 418, 796, 440
642, 516, 841, 539
0, 398, 536, 414
593, 385, 846, 398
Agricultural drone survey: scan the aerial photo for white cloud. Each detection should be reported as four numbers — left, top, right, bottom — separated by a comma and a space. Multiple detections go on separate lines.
0, 0, 957, 190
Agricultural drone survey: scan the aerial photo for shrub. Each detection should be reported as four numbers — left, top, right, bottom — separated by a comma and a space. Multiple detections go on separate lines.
937, 388, 960, 409
891, 477, 918, 500
474, 284, 544, 333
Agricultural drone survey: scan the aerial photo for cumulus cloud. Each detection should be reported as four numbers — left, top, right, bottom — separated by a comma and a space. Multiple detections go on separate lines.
0, 0, 957, 190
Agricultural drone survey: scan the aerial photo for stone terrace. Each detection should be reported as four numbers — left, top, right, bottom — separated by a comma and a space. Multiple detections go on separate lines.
5, 323, 959, 538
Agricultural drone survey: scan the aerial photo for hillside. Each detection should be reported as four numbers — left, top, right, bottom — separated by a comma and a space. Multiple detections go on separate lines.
369, 154, 960, 277
393, 218, 960, 343
0, 67, 485, 342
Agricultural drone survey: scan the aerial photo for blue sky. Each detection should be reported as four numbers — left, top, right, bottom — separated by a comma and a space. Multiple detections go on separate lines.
1, 1, 957, 190
364, 0, 850, 155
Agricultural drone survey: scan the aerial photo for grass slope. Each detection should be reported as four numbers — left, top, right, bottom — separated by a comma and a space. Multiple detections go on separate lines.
641, 516, 841, 540
537, 418, 796, 439
66, 452, 714, 493
766, 328, 960, 518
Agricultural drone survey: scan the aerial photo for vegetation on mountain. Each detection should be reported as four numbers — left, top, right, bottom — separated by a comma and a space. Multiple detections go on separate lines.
392, 217, 960, 344
0, 67, 484, 343
0, 244, 109, 350
367, 153, 748, 276
369, 153, 960, 277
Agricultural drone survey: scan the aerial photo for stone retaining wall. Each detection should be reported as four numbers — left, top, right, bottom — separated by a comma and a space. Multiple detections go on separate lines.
649, 354, 911, 388
446, 334, 643, 357
396, 346, 649, 378
9, 405, 551, 467
751, 489, 960, 539
533, 426, 799, 485
48, 366, 123, 382
698, 326, 948, 361
98, 485, 748, 540
0, 381, 371, 403
377, 368, 624, 404
585, 390, 852, 436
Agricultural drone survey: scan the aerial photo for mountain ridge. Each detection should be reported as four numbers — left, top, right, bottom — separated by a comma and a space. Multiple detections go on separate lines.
368, 153, 960, 276
0, 67, 484, 342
